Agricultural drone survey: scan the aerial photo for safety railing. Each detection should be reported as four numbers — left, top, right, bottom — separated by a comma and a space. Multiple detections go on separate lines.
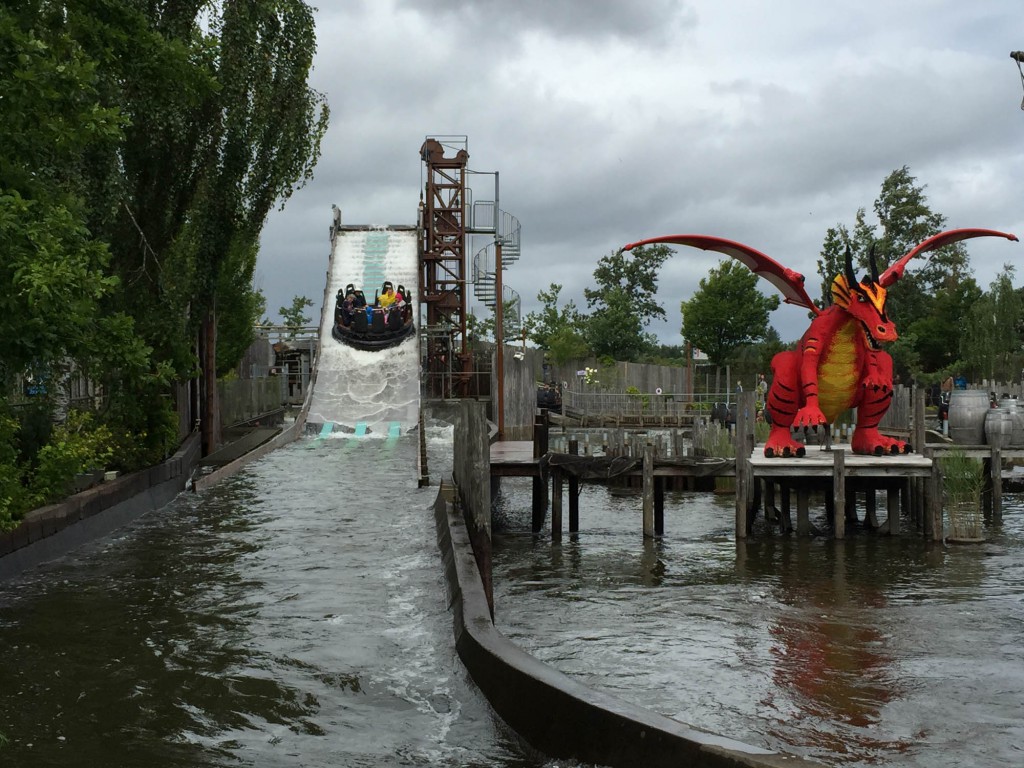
561, 389, 744, 427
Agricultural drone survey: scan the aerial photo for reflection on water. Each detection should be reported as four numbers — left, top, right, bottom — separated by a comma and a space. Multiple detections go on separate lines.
0, 431, 553, 768
492, 479, 1024, 767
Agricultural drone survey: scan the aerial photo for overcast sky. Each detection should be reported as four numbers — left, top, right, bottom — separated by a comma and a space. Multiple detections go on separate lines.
258, 0, 1024, 344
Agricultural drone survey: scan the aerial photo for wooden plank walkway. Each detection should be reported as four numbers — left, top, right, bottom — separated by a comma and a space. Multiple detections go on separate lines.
749, 445, 932, 478
489, 441, 538, 476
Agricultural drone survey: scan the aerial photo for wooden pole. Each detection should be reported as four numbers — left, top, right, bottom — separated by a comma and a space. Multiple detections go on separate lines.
494, 241, 505, 440
780, 484, 793, 533
568, 439, 580, 533
887, 486, 901, 535
551, 469, 563, 540
654, 476, 665, 536
990, 446, 1002, 521
531, 412, 546, 533
642, 442, 655, 538
832, 449, 846, 539
796, 487, 810, 536
925, 447, 942, 541
864, 489, 879, 529
913, 385, 926, 454
734, 391, 754, 538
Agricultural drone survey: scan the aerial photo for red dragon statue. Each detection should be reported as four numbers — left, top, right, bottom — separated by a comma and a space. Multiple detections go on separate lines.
622, 228, 1018, 457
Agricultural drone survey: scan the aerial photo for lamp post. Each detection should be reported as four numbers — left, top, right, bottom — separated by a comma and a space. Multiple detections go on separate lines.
1012, 51, 1024, 109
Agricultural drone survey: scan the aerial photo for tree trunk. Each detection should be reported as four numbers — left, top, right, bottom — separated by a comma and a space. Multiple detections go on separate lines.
200, 305, 222, 455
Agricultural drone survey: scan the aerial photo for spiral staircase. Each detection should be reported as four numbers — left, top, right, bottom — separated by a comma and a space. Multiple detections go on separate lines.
471, 209, 522, 332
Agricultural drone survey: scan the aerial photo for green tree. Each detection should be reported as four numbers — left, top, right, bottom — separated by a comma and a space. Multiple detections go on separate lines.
0, 4, 153, 420
523, 283, 591, 363
279, 295, 314, 337
188, 0, 328, 450
583, 245, 670, 361
961, 265, 1023, 382
906, 276, 982, 375
525, 283, 583, 349
680, 259, 780, 387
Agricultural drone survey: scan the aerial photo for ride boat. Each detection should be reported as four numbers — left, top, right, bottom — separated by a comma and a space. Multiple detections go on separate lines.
331, 281, 415, 351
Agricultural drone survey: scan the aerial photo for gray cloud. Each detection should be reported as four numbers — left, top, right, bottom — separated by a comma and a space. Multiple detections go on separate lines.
258, 0, 1024, 346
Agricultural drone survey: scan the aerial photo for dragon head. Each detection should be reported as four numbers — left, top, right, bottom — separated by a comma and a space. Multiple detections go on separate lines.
830, 245, 897, 347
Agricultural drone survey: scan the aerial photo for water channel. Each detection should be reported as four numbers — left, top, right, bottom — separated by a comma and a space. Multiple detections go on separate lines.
0, 428, 550, 768
2, 425, 1022, 767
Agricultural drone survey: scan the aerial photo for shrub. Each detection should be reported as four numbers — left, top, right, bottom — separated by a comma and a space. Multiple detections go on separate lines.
29, 410, 113, 507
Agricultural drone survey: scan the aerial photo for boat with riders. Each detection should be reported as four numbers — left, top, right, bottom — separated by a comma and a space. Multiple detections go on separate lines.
331, 280, 415, 351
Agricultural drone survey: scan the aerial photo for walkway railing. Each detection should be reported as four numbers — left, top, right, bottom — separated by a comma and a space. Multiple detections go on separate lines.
561, 389, 748, 427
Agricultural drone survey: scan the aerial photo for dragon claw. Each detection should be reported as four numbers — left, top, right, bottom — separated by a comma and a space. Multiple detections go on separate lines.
851, 427, 911, 456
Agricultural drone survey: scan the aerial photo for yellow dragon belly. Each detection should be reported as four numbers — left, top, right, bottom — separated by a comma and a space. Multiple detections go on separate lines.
817, 321, 861, 423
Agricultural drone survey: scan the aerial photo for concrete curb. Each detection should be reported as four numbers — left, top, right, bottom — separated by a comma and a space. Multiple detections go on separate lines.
0, 434, 202, 581
433, 483, 821, 768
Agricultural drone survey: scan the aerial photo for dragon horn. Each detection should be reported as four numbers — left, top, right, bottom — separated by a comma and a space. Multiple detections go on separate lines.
844, 244, 857, 287
869, 243, 879, 284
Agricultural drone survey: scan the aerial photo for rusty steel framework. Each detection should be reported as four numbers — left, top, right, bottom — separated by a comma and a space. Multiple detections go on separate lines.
419, 136, 469, 397
419, 135, 506, 398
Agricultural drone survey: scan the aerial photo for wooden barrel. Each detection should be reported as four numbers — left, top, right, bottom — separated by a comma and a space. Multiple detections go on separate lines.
948, 390, 989, 446
999, 398, 1024, 446
985, 407, 1013, 448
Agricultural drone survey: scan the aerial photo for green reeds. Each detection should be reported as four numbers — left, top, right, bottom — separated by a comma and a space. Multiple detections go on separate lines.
939, 447, 985, 541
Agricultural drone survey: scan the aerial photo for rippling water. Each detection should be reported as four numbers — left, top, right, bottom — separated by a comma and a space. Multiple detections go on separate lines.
0, 429, 551, 768
491, 480, 1024, 767
6, 429, 1022, 768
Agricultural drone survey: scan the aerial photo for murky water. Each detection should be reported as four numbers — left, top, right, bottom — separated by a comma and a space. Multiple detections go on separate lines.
491, 480, 1024, 767
0, 429, 549, 768
4, 429, 1022, 768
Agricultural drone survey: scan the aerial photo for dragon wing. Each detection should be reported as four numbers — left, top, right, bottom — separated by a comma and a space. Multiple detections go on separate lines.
622, 234, 818, 313
879, 228, 1019, 287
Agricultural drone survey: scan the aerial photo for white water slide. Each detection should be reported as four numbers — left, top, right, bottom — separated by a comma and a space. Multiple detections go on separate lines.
307, 227, 420, 435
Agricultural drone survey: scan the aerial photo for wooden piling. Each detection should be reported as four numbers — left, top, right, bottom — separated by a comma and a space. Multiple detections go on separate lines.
551, 469, 563, 540
734, 391, 755, 539
532, 411, 548, 533
642, 443, 655, 538
568, 439, 580, 533
796, 487, 810, 536
887, 485, 900, 535
832, 449, 845, 539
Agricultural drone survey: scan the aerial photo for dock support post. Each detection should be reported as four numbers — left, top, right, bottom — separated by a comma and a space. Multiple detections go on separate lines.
568, 439, 579, 533
887, 485, 900, 535
865, 489, 879, 529
913, 386, 927, 456
734, 391, 754, 539
643, 442, 655, 538
551, 469, 563, 540
531, 411, 549, 533
780, 484, 793, 533
989, 447, 1002, 522
925, 447, 942, 541
655, 476, 665, 536
796, 488, 810, 536
763, 480, 777, 530
832, 449, 845, 539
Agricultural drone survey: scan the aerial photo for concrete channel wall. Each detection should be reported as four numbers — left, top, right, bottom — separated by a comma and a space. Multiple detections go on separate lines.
0, 381, 314, 582
432, 485, 819, 768
0, 434, 203, 581
441, 400, 821, 767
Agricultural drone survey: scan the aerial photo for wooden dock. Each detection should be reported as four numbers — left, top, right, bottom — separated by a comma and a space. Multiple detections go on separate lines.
490, 402, 1013, 542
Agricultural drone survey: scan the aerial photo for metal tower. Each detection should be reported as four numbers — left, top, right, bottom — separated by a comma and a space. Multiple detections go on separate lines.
419, 137, 470, 397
